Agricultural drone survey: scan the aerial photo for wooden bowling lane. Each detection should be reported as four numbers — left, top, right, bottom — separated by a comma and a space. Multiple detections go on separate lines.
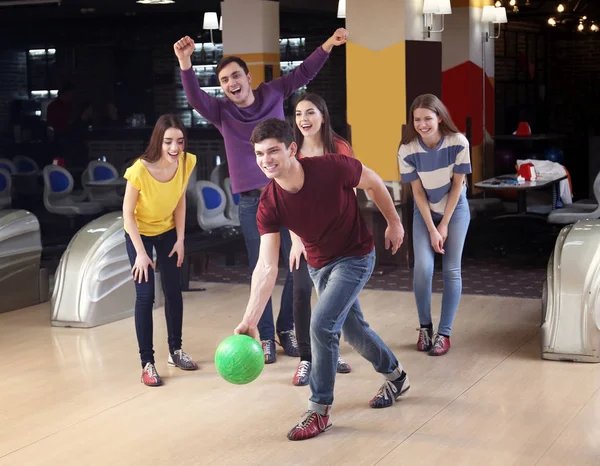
1, 283, 599, 465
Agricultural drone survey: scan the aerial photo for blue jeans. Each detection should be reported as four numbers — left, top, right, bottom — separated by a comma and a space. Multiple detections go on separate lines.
124, 229, 183, 367
412, 189, 470, 336
238, 194, 294, 341
307, 249, 403, 412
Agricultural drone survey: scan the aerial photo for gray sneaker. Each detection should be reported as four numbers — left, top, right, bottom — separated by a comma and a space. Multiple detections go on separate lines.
168, 349, 199, 370
336, 356, 352, 374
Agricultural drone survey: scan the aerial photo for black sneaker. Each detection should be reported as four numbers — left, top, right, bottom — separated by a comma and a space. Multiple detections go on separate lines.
262, 339, 277, 364
277, 330, 300, 357
369, 372, 410, 408
417, 327, 434, 352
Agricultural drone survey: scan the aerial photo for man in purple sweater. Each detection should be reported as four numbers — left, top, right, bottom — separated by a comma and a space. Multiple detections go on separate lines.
174, 28, 348, 365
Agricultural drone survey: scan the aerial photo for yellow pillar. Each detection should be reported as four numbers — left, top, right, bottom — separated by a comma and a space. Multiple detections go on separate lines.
346, 0, 443, 181
221, 0, 280, 85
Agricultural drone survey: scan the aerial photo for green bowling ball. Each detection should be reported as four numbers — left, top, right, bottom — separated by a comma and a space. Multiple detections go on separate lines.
214, 334, 265, 384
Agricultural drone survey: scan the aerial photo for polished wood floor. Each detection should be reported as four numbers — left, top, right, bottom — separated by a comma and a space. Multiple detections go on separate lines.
1, 283, 599, 465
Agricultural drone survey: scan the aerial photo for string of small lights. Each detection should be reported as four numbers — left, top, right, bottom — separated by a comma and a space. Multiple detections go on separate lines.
494, 0, 598, 33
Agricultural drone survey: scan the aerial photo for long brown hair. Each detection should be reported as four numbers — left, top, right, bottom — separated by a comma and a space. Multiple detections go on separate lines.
401, 94, 461, 146
293, 93, 353, 156
141, 114, 188, 163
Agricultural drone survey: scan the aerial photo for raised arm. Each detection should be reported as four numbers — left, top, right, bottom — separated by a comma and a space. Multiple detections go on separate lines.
272, 28, 348, 98
234, 232, 281, 339
174, 36, 222, 127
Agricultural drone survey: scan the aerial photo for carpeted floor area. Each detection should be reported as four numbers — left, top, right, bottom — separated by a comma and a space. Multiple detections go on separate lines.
195, 250, 547, 300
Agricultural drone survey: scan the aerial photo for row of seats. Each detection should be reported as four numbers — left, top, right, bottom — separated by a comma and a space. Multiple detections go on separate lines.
2, 155, 241, 238
0, 156, 124, 216
43, 161, 125, 217
0, 156, 39, 175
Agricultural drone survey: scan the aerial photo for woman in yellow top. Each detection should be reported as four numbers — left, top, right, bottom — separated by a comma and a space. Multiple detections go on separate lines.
123, 114, 198, 387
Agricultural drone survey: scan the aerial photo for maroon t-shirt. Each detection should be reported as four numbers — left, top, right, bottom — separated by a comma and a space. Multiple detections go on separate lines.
257, 154, 374, 269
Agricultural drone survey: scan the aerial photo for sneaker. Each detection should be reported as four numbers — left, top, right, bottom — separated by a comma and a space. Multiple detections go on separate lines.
262, 339, 276, 364
277, 330, 300, 357
417, 326, 434, 352
287, 410, 332, 441
369, 372, 410, 408
336, 356, 351, 374
429, 334, 451, 356
168, 349, 199, 370
293, 360, 311, 386
141, 362, 163, 387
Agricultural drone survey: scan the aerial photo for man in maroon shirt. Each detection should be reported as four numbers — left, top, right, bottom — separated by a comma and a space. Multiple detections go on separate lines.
234, 118, 410, 441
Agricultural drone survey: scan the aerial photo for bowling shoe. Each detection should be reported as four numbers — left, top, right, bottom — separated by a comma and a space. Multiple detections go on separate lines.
168, 349, 199, 370
428, 334, 451, 356
287, 409, 332, 441
369, 371, 410, 408
141, 362, 163, 387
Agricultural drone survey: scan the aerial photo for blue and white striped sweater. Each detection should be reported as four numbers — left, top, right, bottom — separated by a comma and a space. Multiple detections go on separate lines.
398, 133, 471, 214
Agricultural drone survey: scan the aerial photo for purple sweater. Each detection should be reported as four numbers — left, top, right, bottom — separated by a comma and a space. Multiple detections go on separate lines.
180, 46, 330, 194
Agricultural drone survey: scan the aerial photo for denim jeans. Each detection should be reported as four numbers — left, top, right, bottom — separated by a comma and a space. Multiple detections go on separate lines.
412, 188, 470, 336
124, 228, 184, 367
238, 194, 294, 341
307, 249, 403, 412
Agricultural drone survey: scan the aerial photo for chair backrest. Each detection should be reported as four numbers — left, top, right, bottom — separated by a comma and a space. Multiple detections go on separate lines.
87, 161, 119, 181
0, 158, 16, 175
0, 168, 12, 208
223, 178, 240, 224
43, 165, 74, 200
209, 162, 229, 189
186, 163, 198, 205
195, 180, 230, 230
209, 164, 220, 186
13, 156, 39, 175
